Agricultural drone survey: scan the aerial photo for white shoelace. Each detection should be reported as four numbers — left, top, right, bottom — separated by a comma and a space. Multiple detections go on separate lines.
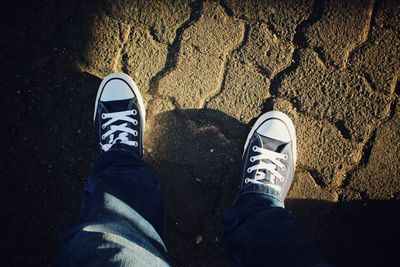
245, 145, 288, 193
100, 110, 138, 152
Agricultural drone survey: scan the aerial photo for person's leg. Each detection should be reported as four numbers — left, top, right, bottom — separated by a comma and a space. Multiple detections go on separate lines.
59, 73, 169, 266
82, 146, 164, 237
222, 111, 330, 267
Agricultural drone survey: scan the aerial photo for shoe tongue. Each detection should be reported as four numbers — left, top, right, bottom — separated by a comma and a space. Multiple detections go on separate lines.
102, 99, 133, 113
255, 135, 287, 184
258, 135, 287, 153
101, 99, 135, 143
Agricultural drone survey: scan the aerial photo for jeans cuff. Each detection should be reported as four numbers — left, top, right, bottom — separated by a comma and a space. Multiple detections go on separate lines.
240, 183, 284, 207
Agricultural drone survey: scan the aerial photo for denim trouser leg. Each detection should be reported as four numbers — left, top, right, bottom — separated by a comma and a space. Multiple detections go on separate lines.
59, 147, 170, 266
222, 184, 330, 267
59, 146, 329, 267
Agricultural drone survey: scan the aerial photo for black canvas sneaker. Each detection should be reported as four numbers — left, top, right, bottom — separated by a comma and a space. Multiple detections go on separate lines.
241, 111, 297, 201
93, 72, 146, 156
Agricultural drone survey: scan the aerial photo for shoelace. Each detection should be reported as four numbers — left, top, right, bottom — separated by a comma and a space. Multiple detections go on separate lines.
245, 145, 288, 193
100, 110, 138, 152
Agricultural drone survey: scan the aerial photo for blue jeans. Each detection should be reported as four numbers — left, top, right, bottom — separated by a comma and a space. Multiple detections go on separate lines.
59, 146, 329, 266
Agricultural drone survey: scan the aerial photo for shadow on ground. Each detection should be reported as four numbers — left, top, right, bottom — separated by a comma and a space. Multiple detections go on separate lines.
145, 109, 245, 267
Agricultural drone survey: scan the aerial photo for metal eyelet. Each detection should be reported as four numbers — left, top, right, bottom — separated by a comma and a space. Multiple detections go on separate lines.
132, 110, 137, 115
133, 131, 138, 136
283, 154, 288, 160
252, 146, 257, 152
102, 125, 106, 129
281, 166, 286, 171
247, 168, 251, 173
101, 135, 105, 140
101, 114, 106, 119
244, 178, 250, 184
133, 141, 138, 147
133, 120, 138, 125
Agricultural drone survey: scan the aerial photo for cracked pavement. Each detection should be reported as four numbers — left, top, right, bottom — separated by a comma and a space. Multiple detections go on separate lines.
1, 0, 399, 266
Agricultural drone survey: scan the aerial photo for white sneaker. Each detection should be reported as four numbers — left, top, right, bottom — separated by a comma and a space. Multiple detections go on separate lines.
93, 72, 146, 156
241, 111, 297, 200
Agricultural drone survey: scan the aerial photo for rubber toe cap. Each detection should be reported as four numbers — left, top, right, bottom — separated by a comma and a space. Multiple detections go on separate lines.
100, 79, 134, 101
256, 119, 291, 143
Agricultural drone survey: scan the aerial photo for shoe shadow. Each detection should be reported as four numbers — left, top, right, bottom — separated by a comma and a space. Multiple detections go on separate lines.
144, 108, 246, 266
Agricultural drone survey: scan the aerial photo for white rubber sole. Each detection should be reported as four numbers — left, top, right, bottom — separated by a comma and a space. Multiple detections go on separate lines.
93, 72, 146, 131
243, 111, 297, 164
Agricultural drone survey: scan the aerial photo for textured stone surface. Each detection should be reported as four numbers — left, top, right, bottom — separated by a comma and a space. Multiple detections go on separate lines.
304, 0, 374, 67
148, 97, 176, 116
349, 28, 400, 94
100, 0, 190, 44
123, 25, 168, 100
205, 20, 294, 123
206, 60, 270, 123
374, 0, 400, 32
156, 1, 244, 109
348, 101, 400, 199
274, 98, 361, 186
80, 12, 130, 76
287, 170, 337, 201
279, 49, 392, 141
157, 43, 225, 108
181, 1, 244, 58
236, 22, 294, 78
224, 0, 314, 41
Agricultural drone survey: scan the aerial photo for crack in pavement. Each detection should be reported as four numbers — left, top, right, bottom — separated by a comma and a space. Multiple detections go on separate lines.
202, 13, 247, 108
147, 0, 203, 100
113, 23, 131, 72
343, 0, 376, 69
